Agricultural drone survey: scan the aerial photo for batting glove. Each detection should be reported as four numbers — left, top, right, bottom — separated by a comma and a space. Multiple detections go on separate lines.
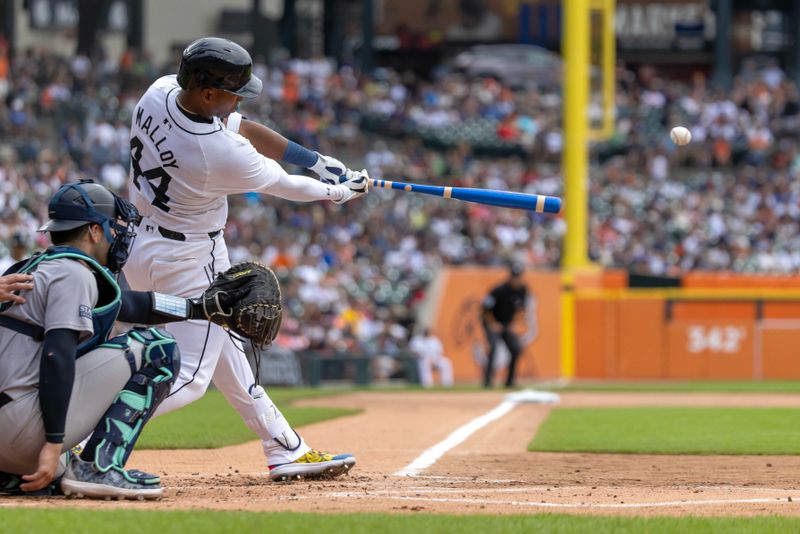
309, 153, 347, 185
331, 169, 369, 204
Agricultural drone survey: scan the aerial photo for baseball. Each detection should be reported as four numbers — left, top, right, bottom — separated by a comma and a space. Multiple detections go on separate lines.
670, 126, 692, 146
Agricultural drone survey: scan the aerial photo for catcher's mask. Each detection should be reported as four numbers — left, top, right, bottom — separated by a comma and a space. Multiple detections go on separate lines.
39, 180, 142, 273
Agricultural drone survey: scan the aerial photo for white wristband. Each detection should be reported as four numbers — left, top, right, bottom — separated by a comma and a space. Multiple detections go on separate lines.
153, 292, 190, 319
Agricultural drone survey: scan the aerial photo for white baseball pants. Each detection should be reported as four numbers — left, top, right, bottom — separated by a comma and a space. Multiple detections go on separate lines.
123, 219, 309, 465
417, 355, 454, 388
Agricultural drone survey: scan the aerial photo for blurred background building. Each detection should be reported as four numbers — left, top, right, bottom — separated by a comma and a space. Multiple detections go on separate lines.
2, 1, 800, 84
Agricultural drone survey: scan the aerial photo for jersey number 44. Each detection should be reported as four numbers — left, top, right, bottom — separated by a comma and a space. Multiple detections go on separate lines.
131, 136, 173, 212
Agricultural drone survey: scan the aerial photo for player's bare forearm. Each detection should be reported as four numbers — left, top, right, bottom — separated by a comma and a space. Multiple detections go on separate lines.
238, 119, 289, 161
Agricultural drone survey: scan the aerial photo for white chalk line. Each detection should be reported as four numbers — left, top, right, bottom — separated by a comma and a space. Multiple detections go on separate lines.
393, 399, 518, 476
401, 475, 521, 484
375, 486, 799, 496
304, 492, 796, 509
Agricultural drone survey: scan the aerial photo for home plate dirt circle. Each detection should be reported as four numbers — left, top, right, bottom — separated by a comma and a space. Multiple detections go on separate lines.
5, 391, 800, 516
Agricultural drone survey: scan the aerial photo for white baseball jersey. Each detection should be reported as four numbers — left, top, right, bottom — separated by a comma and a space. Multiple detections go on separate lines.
129, 75, 318, 233
409, 335, 445, 361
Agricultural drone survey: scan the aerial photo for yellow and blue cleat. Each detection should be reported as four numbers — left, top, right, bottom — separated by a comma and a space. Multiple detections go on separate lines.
269, 450, 356, 482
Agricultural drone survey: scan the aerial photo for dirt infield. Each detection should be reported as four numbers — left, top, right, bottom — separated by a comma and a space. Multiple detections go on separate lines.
5, 390, 800, 516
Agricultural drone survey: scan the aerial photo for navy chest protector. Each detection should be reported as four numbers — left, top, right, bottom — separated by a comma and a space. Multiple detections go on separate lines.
0, 246, 121, 355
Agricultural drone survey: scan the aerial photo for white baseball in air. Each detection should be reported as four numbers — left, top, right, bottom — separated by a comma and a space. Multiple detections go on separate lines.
670, 126, 692, 146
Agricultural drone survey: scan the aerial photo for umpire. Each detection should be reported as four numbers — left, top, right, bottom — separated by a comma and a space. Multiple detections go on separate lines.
482, 263, 529, 388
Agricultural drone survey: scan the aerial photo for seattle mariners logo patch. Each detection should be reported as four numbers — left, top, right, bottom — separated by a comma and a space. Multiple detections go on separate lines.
79, 305, 92, 319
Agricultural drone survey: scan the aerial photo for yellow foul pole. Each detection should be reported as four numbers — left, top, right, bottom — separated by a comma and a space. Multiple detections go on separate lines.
560, 0, 591, 378
562, 0, 591, 270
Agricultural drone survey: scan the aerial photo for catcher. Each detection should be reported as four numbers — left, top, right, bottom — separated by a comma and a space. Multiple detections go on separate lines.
0, 180, 284, 499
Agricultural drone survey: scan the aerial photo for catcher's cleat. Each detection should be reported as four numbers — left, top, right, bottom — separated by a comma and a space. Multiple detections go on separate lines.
268, 450, 356, 482
0, 471, 62, 497
60, 457, 162, 500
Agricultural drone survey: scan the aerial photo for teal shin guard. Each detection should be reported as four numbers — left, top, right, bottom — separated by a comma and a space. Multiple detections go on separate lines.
80, 328, 179, 484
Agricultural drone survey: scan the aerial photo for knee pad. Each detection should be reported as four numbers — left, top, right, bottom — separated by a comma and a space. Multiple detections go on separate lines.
129, 327, 180, 406
81, 328, 180, 477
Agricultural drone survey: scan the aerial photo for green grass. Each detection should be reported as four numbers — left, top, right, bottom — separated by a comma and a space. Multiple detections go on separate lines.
530, 407, 800, 455
547, 380, 800, 393
138, 388, 358, 449
4, 509, 800, 534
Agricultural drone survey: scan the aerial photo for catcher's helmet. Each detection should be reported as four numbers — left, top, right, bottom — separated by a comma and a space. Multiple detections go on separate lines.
39, 180, 119, 233
177, 37, 262, 98
38, 180, 141, 273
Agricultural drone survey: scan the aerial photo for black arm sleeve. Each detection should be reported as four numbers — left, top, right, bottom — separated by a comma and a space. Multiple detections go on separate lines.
119, 290, 201, 324
118, 290, 156, 324
39, 328, 79, 444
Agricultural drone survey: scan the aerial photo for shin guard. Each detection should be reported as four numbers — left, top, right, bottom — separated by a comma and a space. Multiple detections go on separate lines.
80, 328, 179, 483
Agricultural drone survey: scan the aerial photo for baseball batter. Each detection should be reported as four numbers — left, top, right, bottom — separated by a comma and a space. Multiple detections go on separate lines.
123, 37, 365, 480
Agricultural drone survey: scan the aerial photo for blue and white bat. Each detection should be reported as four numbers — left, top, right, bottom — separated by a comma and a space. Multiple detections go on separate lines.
370, 179, 562, 214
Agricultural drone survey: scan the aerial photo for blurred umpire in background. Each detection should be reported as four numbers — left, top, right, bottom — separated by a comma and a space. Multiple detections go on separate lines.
482, 263, 537, 388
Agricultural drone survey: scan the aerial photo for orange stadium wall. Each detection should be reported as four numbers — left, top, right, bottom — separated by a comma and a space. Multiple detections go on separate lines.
431, 269, 800, 382
573, 285, 800, 381
430, 267, 562, 383
682, 272, 800, 289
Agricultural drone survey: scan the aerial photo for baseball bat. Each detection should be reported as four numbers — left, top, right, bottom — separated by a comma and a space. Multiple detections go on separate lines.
370, 179, 562, 214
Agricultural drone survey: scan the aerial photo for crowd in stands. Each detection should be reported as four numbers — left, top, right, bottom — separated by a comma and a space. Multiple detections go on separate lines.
2, 40, 800, 361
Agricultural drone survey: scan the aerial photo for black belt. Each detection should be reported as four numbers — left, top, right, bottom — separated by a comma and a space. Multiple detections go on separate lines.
0, 315, 44, 341
158, 227, 221, 242
0, 392, 11, 411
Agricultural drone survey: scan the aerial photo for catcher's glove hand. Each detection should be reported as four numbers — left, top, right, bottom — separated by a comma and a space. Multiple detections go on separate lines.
191, 262, 283, 347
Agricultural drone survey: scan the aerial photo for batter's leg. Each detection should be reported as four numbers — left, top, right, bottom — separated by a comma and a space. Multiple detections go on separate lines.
151, 320, 228, 416
211, 336, 310, 465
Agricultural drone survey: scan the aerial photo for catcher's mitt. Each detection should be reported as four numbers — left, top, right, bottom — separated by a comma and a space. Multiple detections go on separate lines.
196, 262, 282, 347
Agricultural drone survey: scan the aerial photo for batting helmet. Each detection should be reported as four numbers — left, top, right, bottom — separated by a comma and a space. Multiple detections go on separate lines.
177, 37, 263, 98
